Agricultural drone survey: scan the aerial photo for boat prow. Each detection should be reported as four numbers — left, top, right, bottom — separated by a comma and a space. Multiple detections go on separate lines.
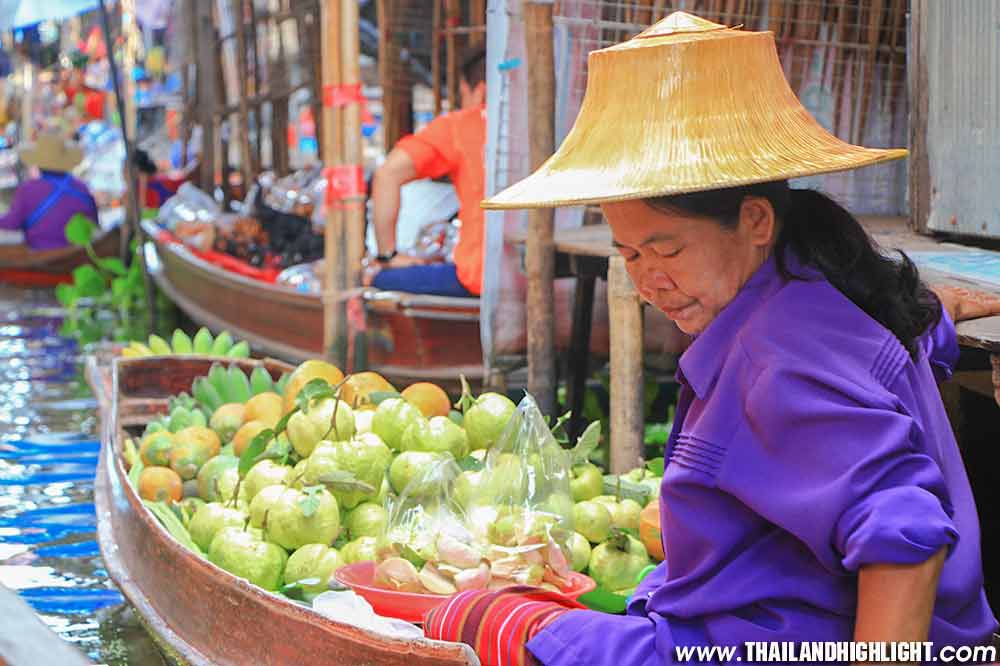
91, 355, 477, 666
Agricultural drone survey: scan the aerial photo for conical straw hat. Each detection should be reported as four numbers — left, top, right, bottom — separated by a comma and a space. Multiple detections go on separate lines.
19, 132, 84, 173
484, 12, 907, 210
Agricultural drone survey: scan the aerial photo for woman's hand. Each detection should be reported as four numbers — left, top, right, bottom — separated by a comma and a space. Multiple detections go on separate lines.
932, 285, 1000, 323
853, 547, 946, 665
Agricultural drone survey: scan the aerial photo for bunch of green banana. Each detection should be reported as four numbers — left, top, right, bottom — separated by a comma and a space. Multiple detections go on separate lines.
122, 328, 251, 358
142, 393, 209, 437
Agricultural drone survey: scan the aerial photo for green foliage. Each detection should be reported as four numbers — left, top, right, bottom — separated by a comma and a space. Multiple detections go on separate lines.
57, 225, 176, 346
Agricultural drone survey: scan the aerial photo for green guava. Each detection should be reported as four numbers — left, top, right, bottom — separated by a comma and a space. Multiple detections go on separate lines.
195, 454, 239, 502
588, 533, 649, 591
248, 484, 286, 529
371, 398, 423, 451
264, 487, 341, 550
283, 543, 343, 598
573, 500, 612, 544
208, 526, 288, 591
463, 393, 515, 450
303, 434, 390, 509
400, 416, 469, 459
189, 502, 247, 552
387, 451, 451, 496
286, 398, 355, 458
243, 460, 292, 502
345, 502, 389, 539
340, 536, 378, 564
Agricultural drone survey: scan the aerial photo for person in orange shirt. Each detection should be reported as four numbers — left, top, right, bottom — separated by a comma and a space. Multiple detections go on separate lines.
365, 48, 486, 297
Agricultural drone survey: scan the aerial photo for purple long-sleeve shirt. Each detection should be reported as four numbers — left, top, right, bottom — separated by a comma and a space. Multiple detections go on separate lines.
0, 170, 99, 250
528, 253, 996, 665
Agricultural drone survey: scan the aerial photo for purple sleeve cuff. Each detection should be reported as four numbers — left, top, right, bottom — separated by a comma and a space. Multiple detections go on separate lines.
836, 486, 958, 571
923, 307, 959, 382
626, 560, 667, 616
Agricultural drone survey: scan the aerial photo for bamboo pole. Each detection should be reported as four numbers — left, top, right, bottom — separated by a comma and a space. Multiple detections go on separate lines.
444, 0, 460, 110
271, 12, 290, 174
856, 0, 885, 144
608, 256, 644, 473
340, 0, 364, 293
321, 0, 348, 367
523, 1, 557, 417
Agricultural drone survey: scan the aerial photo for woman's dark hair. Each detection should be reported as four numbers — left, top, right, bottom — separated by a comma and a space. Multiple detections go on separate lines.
132, 148, 157, 176
460, 47, 487, 89
647, 182, 941, 358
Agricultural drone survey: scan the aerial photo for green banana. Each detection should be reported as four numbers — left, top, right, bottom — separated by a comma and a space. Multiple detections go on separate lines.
250, 366, 274, 395
169, 406, 194, 432
210, 331, 234, 356
275, 372, 290, 396
189, 409, 208, 428
193, 327, 214, 355
171, 329, 194, 355
192, 376, 224, 413
227, 340, 250, 358
147, 334, 172, 355
226, 365, 253, 404
208, 363, 231, 402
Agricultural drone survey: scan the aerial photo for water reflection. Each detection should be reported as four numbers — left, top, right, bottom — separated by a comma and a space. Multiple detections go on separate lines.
0, 285, 165, 665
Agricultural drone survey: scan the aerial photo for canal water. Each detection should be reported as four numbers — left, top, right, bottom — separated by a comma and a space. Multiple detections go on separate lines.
0, 285, 166, 665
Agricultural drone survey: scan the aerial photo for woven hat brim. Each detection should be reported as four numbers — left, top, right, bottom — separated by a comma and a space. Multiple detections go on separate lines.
483, 147, 907, 210
19, 145, 84, 173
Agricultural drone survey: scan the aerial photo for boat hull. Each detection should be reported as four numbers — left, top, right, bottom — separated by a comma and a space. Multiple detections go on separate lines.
145, 233, 485, 383
0, 227, 123, 285
91, 356, 476, 666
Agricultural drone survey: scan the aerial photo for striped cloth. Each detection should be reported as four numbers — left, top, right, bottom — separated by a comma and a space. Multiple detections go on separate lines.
424, 586, 586, 666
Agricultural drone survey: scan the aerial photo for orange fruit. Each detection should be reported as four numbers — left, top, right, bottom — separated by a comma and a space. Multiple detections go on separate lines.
210, 403, 245, 443
138, 466, 183, 502
232, 420, 269, 457
174, 426, 222, 458
340, 372, 396, 410
140, 431, 175, 467
401, 382, 451, 418
639, 499, 664, 561
169, 441, 216, 481
243, 392, 283, 428
283, 360, 345, 414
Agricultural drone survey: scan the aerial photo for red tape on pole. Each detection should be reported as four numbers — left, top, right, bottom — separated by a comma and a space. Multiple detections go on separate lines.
324, 165, 366, 208
322, 83, 374, 124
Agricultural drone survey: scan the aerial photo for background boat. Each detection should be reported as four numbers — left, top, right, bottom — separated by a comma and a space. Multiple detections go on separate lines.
0, 226, 123, 285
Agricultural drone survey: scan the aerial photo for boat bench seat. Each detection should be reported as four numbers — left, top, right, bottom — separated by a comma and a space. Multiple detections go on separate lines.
361, 289, 480, 323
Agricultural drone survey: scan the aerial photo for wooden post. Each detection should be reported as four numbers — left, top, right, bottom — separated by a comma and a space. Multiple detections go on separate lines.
196, 1, 217, 192
469, 0, 486, 48
341, 0, 364, 291
271, 13, 290, 175
432, 0, 443, 115
607, 255, 644, 473
523, 1, 557, 416
232, 0, 257, 184
321, 0, 348, 367
444, 0, 460, 110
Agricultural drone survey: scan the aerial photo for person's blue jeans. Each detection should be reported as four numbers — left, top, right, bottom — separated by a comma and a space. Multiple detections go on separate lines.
371, 262, 474, 297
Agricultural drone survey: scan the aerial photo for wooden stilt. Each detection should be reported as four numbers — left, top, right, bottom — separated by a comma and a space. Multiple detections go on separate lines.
524, 1, 557, 416
608, 255, 644, 473
232, 0, 256, 188
340, 0, 364, 292
445, 0, 460, 110
432, 0, 443, 115
196, 1, 217, 192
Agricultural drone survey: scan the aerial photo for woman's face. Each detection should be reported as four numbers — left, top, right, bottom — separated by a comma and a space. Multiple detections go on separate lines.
602, 198, 776, 335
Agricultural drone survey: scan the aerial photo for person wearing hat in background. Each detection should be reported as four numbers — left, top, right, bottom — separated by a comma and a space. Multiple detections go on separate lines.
364, 47, 487, 297
423, 13, 998, 665
0, 131, 98, 250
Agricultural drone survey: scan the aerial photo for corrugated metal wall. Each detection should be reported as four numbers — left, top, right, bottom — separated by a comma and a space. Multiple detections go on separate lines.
911, 0, 1000, 237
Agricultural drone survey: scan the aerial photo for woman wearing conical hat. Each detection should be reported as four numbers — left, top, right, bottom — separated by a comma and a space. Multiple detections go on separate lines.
424, 13, 997, 665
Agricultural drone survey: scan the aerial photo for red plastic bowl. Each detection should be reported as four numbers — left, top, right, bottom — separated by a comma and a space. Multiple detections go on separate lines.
335, 561, 597, 624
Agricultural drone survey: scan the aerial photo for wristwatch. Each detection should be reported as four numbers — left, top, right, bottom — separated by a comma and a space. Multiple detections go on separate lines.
375, 249, 398, 264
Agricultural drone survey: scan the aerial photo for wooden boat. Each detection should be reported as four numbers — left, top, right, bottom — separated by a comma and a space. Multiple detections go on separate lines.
0, 226, 123, 285
89, 354, 476, 666
143, 222, 484, 385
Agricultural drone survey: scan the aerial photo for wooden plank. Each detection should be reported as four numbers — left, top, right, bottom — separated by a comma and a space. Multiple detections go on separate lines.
607, 255, 644, 473
341, 0, 365, 320
523, 1, 557, 416
0, 584, 92, 666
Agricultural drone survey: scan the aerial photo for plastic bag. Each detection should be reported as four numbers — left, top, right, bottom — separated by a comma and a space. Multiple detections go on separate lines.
312, 590, 424, 639
465, 394, 576, 591
374, 454, 488, 595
